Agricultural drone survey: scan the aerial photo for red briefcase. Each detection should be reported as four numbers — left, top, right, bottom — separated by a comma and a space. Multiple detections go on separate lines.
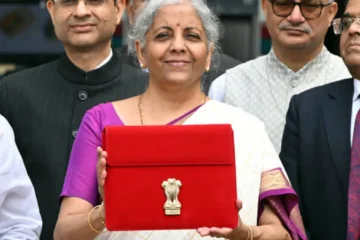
102, 124, 238, 231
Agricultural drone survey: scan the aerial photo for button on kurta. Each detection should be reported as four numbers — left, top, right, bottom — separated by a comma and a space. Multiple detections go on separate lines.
72, 129, 78, 138
78, 91, 88, 100
290, 79, 298, 88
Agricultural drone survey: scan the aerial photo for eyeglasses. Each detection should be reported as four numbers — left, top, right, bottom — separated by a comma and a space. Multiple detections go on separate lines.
54, 0, 109, 8
268, 0, 333, 20
332, 17, 360, 35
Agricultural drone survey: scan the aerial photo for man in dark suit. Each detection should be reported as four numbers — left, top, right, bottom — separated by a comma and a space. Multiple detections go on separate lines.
280, 0, 360, 238
118, 0, 240, 94
0, 0, 147, 239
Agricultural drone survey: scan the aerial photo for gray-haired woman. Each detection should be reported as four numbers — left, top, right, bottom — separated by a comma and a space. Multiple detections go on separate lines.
54, 0, 306, 239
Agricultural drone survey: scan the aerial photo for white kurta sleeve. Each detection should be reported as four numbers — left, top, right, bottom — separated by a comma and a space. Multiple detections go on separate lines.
0, 115, 42, 239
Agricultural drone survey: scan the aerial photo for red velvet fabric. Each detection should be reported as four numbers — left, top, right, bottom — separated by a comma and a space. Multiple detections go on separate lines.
103, 124, 238, 231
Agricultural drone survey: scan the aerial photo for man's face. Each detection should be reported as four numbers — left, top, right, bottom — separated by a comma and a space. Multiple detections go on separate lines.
340, 0, 360, 69
262, 0, 337, 50
47, 0, 125, 49
126, 0, 146, 25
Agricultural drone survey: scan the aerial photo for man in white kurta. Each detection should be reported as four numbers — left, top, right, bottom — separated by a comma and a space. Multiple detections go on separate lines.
209, 0, 351, 153
209, 47, 350, 153
0, 115, 42, 239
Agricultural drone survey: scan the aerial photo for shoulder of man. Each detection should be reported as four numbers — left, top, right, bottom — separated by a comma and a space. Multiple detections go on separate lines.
115, 62, 149, 95
225, 54, 267, 75
218, 53, 240, 72
209, 54, 265, 81
120, 62, 148, 79
205, 53, 241, 81
327, 51, 344, 61
1, 59, 58, 87
291, 78, 353, 108
206, 55, 266, 95
114, 45, 138, 68
328, 52, 352, 75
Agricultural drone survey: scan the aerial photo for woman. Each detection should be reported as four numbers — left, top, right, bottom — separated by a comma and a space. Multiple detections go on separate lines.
54, 0, 306, 239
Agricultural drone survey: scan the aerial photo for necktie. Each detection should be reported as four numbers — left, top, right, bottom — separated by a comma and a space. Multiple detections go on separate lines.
348, 109, 360, 240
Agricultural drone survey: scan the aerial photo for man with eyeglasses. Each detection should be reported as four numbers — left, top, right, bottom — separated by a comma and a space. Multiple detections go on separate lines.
0, 0, 147, 239
209, 0, 351, 153
280, 0, 360, 238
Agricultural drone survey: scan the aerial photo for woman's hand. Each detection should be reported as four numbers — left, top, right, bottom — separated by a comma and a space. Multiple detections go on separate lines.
96, 147, 107, 220
197, 199, 250, 240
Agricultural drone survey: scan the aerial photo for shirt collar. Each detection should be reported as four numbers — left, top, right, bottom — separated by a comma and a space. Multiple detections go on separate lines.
58, 48, 122, 85
96, 49, 113, 69
268, 46, 329, 75
353, 79, 360, 101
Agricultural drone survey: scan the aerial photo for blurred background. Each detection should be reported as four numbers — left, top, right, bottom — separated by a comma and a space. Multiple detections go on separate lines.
0, 0, 346, 77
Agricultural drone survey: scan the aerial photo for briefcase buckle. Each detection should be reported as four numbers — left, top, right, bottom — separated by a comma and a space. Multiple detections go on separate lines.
162, 178, 182, 215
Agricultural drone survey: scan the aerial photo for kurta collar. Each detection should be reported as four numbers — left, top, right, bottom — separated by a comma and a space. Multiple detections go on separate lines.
268, 46, 329, 76
58, 49, 122, 85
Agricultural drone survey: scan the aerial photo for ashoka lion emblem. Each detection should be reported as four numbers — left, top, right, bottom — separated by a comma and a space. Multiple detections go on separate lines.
162, 178, 182, 215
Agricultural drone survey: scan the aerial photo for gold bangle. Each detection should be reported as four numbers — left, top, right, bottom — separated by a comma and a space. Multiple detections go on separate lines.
88, 205, 103, 234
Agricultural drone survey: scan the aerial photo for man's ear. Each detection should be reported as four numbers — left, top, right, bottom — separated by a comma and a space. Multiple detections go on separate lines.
47, 0, 56, 25
261, 0, 268, 18
115, 0, 126, 25
327, 2, 338, 26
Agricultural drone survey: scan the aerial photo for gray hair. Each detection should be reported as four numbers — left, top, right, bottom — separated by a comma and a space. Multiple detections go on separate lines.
127, 0, 222, 69
128, 0, 149, 7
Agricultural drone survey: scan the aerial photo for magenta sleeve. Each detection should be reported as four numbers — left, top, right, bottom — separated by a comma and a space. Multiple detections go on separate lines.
60, 110, 102, 206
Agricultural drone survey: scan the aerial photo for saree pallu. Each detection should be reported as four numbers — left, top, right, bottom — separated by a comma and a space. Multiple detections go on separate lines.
259, 168, 307, 240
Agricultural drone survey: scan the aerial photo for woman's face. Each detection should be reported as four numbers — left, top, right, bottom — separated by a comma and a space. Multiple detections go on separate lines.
136, 2, 212, 88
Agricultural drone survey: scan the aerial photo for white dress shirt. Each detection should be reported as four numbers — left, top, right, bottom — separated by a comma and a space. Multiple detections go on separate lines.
209, 47, 351, 153
95, 49, 113, 69
351, 79, 360, 144
0, 115, 42, 239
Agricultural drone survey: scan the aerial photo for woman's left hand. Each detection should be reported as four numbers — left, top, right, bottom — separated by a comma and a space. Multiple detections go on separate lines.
197, 199, 250, 240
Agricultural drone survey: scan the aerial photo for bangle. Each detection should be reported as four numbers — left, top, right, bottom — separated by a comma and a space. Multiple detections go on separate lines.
88, 205, 104, 234
246, 225, 253, 240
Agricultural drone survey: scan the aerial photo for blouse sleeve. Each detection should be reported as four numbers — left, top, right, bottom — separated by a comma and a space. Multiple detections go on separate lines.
60, 110, 102, 206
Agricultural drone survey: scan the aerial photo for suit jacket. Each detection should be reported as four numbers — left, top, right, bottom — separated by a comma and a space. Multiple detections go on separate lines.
114, 46, 240, 94
280, 78, 354, 240
0, 50, 148, 240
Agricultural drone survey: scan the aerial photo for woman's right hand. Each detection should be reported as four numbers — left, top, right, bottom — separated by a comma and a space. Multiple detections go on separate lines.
97, 147, 107, 220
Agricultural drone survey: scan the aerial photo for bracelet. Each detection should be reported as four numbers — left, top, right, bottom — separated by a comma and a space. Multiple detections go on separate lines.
246, 225, 253, 240
88, 205, 104, 234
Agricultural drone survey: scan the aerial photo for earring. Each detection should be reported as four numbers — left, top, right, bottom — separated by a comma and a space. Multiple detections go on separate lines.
206, 67, 210, 72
